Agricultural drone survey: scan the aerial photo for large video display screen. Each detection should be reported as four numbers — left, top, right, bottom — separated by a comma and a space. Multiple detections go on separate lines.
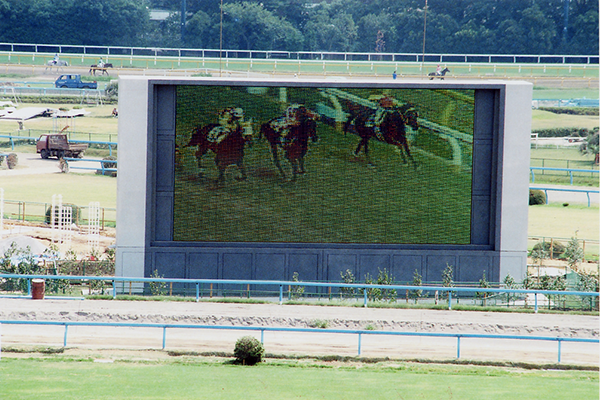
173, 85, 474, 245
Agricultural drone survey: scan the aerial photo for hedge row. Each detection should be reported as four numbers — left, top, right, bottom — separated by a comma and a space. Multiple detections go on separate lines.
531, 127, 599, 138
538, 107, 599, 116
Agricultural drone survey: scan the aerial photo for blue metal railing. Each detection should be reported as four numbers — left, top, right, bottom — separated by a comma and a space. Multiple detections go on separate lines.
530, 186, 599, 207
2, 274, 598, 314
530, 167, 599, 185
0, 320, 597, 363
63, 157, 117, 174
0, 135, 116, 155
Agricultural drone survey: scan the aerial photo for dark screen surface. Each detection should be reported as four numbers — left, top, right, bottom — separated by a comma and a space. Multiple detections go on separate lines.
173, 85, 474, 245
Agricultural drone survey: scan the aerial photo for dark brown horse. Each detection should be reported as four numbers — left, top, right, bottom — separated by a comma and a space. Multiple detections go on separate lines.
260, 105, 318, 181
344, 102, 419, 169
428, 67, 450, 80
185, 107, 253, 184
89, 63, 113, 76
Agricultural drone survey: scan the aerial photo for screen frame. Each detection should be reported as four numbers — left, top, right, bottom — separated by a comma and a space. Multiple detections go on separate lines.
116, 77, 531, 284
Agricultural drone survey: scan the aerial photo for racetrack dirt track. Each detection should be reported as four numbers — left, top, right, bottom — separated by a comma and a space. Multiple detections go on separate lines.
0, 298, 598, 366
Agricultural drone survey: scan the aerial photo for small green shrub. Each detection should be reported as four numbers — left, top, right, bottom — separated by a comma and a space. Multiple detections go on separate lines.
364, 324, 377, 331
98, 156, 117, 176
309, 319, 329, 329
532, 241, 566, 259
6, 153, 18, 169
233, 336, 264, 365
45, 203, 81, 225
149, 269, 167, 296
339, 269, 356, 299
529, 189, 546, 205
290, 272, 304, 300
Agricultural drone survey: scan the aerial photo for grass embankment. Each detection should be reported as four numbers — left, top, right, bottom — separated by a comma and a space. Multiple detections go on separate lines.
0, 357, 597, 400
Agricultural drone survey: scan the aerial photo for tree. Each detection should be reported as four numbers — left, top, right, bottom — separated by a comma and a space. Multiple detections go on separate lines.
303, 6, 357, 52
580, 132, 599, 165
339, 269, 356, 299
220, 2, 303, 51
0, 0, 150, 46
184, 10, 213, 48
563, 236, 585, 272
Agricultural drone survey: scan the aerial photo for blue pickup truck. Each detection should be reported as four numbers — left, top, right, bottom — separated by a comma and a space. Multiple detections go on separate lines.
55, 74, 97, 89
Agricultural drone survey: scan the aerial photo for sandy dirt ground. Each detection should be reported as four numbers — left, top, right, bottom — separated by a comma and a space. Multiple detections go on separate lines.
0, 298, 598, 366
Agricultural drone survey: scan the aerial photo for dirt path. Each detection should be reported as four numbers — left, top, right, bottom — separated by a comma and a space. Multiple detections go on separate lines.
1, 298, 597, 365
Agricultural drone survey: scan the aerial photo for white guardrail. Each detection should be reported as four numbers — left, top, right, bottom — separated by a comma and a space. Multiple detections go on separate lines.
0, 42, 597, 64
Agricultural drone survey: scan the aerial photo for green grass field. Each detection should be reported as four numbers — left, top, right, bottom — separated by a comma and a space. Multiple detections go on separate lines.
532, 109, 599, 130
0, 357, 597, 400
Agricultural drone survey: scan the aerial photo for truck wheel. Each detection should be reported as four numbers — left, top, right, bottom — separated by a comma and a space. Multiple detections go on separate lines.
40, 149, 49, 159
56, 151, 64, 159
61, 85, 68, 88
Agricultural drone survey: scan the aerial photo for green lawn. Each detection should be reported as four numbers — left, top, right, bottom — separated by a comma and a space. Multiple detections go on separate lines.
532, 109, 599, 130
0, 357, 597, 400
530, 147, 598, 186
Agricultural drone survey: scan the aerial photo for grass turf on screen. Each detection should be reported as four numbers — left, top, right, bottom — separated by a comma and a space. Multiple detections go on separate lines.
173, 85, 474, 245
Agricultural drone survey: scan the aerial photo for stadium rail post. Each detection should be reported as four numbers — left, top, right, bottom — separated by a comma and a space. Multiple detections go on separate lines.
279, 285, 283, 305
358, 332, 362, 356
448, 291, 452, 310
162, 326, 167, 350
63, 323, 68, 347
261, 329, 264, 344
557, 339, 562, 363
534, 293, 538, 313
457, 336, 461, 359
112, 280, 116, 299
196, 283, 200, 302
363, 289, 368, 308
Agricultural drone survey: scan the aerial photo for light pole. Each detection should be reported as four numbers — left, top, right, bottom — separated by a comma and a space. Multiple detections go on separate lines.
181, 0, 186, 43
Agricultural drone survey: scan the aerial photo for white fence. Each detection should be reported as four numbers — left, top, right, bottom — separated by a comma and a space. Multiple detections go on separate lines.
0, 42, 597, 65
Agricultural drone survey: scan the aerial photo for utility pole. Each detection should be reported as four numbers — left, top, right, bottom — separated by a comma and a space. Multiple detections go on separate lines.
563, 0, 570, 44
181, 0, 187, 43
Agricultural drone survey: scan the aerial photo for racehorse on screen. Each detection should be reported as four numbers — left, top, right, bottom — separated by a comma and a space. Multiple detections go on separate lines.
185, 107, 253, 184
344, 96, 419, 169
260, 104, 319, 181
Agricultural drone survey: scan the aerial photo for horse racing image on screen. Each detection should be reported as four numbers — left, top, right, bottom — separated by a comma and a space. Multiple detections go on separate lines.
173, 85, 475, 245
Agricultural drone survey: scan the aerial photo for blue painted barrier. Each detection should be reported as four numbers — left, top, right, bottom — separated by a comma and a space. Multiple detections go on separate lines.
530, 167, 599, 185
0, 274, 598, 314
63, 157, 116, 174
0, 135, 116, 155
0, 319, 597, 362
530, 186, 599, 207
